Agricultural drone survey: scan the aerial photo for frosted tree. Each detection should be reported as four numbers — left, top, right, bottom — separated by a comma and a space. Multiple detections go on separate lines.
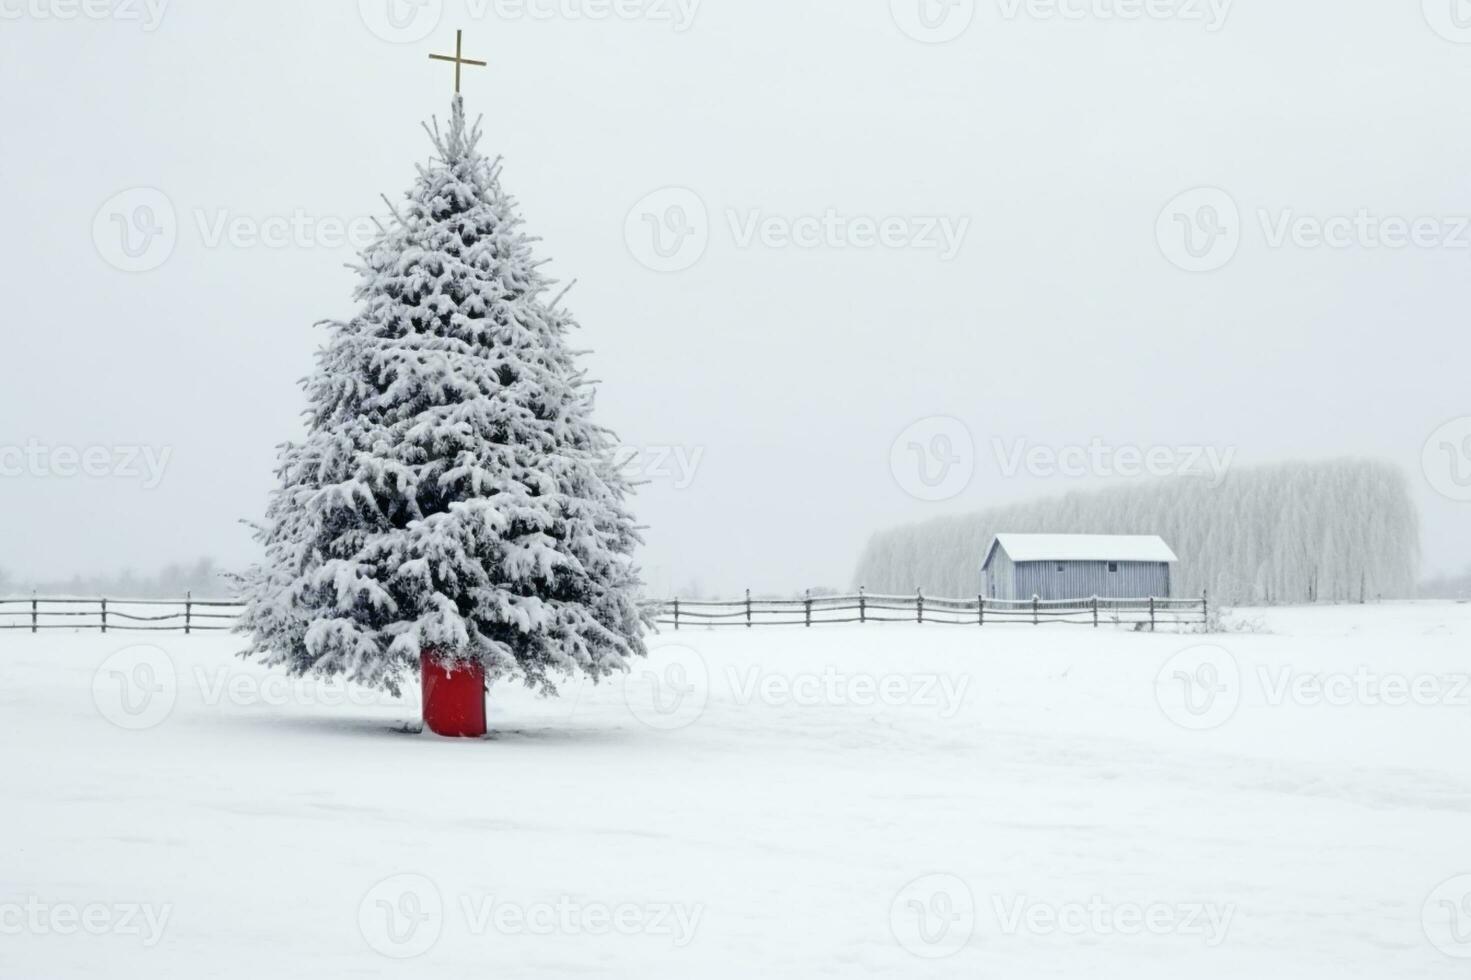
238, 96, 649, 696
853, 459, 1420, 604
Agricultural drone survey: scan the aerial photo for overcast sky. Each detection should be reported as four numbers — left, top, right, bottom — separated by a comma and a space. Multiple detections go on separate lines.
2, 0, 1469, 595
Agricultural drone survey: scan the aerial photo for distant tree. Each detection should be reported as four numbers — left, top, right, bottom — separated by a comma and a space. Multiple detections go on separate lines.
675, 580, 708, 600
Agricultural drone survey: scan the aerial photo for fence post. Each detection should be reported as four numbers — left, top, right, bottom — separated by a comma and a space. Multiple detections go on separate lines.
185, 591, 192, 635
859, 586, 866, 625
916, 589, 924, 625
745, 589, 752, 628
1032, 594, 1039, 626
804, 590, 812, 628
673, 598, 680, 631
978, 595, 984, 627
1092, 596, 1099, 629
1149, 596, 1156, 633
101, 597, 107, 635
1202, 590, 1209, 626
31, 592, 37, 634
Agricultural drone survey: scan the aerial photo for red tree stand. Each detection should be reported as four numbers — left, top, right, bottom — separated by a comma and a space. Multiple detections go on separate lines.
420, 651, 487, 738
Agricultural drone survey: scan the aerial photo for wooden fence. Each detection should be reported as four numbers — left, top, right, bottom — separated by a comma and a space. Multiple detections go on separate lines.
0, 591, 1208, 634
662, 590, 1208, 630
0, 596, 242, 633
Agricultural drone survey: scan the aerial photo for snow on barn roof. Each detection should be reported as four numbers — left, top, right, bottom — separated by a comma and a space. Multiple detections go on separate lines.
983, 534, 1179, 568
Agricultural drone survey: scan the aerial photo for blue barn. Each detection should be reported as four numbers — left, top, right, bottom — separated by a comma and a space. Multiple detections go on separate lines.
982, 534, 1178, 601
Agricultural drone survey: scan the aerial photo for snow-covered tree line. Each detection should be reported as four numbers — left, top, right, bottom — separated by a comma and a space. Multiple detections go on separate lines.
237, 97, 648, 695
1418, 567, 1471, 599
0, 558, 228, 599
854, 459, 1420, 603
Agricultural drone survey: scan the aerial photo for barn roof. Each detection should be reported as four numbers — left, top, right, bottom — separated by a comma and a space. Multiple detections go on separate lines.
983, 534, 1178, 568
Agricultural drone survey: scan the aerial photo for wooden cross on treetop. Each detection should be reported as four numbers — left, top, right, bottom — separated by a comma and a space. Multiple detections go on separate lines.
429, 30, 487, 94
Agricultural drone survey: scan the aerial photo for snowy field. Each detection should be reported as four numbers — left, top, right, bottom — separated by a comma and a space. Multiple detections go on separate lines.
3, 603, 1470, 978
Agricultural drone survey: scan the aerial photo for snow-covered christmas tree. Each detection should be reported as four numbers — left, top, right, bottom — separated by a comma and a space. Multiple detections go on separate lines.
238, 93, 650, 731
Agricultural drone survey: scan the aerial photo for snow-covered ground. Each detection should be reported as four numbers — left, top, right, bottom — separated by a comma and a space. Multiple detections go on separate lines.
2, 602, 1469, 978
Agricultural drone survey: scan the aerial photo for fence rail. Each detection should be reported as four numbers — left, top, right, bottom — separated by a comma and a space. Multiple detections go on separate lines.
0, 590, 1208, 634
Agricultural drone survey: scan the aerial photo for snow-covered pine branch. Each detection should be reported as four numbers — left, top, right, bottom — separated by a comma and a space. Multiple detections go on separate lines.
238, 95, 650, 696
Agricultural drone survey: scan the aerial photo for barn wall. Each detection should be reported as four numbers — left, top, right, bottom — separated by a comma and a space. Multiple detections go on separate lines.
983, 549, 1016, 600
1011, 560, 1172, 601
